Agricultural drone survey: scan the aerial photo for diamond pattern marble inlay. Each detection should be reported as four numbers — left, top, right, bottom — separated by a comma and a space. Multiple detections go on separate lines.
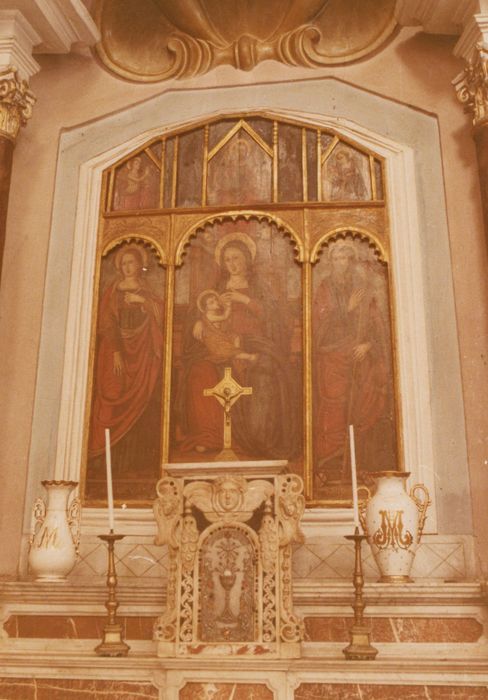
72, 535, 468, 581
291, 539, 468, 580
71, 540, 169, 580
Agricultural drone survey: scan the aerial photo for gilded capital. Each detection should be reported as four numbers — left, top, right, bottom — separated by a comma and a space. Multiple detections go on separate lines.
0, 66, 35, 140
454, 43, 488, 128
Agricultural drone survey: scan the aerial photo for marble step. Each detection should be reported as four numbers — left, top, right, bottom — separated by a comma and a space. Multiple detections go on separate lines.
1, 580, 486, 646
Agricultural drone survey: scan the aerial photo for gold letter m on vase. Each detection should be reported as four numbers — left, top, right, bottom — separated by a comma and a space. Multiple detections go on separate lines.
372, 510, 413, 551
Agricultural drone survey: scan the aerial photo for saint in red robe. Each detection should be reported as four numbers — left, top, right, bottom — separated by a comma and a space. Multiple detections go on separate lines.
88, 281, 164, 459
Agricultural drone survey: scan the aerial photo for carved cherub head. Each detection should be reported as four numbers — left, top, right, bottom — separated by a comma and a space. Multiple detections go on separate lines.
213, 476, 246, 512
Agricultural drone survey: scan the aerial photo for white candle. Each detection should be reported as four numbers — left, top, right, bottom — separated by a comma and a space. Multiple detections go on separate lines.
104, 428, 115, 532
349, 424, 360, 528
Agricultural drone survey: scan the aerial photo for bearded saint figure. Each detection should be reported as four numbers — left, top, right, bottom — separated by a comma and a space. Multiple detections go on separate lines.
313, 238, 397, 488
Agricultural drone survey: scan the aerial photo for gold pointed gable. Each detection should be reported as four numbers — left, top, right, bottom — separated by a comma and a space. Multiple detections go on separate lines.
93, 0, 397, 82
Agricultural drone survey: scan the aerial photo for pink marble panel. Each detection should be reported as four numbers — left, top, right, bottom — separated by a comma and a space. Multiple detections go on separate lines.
0, 678, 36, 699
37, 679, 158, 699
180, 682, 273, 699
304, 616, 350, 642
3, 615, 155, 640
360, 686, 429, 700
296, 687, 488, 700
428, 688, 488, 699
390, 618, 482, 643
295, 684, 361, 700
304, 616, 395, 643
303, 617, 481, 643
0, 679, 158, 699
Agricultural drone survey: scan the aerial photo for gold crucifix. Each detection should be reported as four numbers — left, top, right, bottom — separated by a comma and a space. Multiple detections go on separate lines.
203, 367, 252, 461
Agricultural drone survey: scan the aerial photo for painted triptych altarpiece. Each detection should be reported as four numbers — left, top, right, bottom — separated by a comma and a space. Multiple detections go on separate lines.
83, 113, 399, 508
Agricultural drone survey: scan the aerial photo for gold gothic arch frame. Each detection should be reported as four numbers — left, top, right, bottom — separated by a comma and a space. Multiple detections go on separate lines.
311, 227, 388, 264
82, 111, 399, 507
175, 210, 305, 265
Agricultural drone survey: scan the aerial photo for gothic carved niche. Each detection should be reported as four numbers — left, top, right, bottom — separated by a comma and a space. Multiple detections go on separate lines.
93, 0, 397, 82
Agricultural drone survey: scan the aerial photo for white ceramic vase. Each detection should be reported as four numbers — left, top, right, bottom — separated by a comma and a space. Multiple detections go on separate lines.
358, 471, 430, 583
28, 480, 81, 581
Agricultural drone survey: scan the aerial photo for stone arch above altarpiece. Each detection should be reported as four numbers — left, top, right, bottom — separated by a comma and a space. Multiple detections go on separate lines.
21, 79, 473, 569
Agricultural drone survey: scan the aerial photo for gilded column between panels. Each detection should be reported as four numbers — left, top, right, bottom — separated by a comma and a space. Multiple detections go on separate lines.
0, 66, 35, 283
303, 213, 313, 500
161, 218, 176, 467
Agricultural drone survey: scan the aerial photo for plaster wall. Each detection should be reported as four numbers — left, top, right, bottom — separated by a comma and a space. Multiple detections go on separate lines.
0, 27, 486, 578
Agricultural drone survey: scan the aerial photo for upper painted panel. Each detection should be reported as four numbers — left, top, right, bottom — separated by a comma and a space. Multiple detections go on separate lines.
107, 116, 385, 213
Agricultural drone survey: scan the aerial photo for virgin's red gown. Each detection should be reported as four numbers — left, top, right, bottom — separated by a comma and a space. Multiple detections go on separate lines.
177, 283, 299, 459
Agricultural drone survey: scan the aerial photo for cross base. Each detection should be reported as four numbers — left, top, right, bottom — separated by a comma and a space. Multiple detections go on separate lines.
215, 447, 239, 461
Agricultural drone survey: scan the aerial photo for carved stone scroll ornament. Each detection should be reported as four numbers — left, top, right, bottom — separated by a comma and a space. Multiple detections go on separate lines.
152, 477, 183, 643
276, 474, 305, 546
0, 67, 36, 141
259, 500, 279, 644
93, 0, 397, 82
275, 474, 306, 643
454, 43, 488, 127
153, 477, 182, 548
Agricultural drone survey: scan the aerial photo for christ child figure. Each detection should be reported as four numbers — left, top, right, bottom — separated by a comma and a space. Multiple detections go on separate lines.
193, 289, 257, 363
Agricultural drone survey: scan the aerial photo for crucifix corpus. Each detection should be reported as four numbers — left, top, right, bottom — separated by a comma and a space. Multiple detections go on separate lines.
203, 366, 252, 461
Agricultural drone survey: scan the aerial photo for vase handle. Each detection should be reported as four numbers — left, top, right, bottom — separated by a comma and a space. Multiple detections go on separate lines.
67, 497, 81, 555
410, 483, 431, 543
357, 485, 371, 534
30, 498, 46, 545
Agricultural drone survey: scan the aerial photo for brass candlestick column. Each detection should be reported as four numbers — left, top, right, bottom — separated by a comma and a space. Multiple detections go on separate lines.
343, 526, 378, 660
95, 532, 130, 657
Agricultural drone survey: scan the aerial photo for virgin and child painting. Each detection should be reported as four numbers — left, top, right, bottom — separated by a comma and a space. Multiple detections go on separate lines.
85, 242, 166, 502
170, 220, 303, 469
312, 236, 398, 501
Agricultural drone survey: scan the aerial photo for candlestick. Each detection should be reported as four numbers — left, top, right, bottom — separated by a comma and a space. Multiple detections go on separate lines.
104, 428, 115, 531
343, 527, 378, 660
349, 424, 360, 527
95, 532, 130, 657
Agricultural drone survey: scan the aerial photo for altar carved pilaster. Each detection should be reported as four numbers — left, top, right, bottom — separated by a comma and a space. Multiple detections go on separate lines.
0, 66, 35, 280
